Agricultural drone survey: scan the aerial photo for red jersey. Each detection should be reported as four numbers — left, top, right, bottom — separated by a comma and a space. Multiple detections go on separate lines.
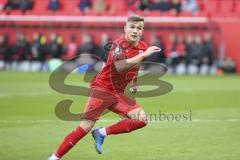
91, 36, 148, 93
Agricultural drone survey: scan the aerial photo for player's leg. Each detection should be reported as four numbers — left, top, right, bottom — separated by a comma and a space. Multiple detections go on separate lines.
49, 88, 115, 158
48, 119, 95, 160
104, 108, 147, 135
92, 108, 147, 154
92, 95, 147, 154
103, 93, 148, 135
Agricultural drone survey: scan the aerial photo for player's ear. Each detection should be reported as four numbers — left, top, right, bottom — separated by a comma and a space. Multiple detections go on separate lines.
141, 22, 145, 31
124, 25, 127, 33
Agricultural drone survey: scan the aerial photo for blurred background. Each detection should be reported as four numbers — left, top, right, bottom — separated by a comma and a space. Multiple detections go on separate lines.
0, 0, 239, 74
0, 1, 240, 160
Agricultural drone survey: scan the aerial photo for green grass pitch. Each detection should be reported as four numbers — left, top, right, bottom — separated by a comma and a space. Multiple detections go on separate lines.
0, 71, 240, 160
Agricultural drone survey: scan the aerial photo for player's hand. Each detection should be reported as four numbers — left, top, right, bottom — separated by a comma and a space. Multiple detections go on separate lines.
131, 84, 138, 94
142, 46, 161, 58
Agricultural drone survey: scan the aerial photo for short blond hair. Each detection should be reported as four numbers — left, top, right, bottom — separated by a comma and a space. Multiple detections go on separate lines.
127, 15, 144, 22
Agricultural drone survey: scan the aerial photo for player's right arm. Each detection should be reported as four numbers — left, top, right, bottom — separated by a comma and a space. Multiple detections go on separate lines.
114, 46, 161, 72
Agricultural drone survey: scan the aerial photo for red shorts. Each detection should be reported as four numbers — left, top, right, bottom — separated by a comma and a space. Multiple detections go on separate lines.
82, 87, 141, 121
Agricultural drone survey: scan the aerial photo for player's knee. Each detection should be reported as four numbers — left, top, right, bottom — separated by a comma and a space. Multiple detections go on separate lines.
138, 114, 148, 127
128, 109, 148, 125
79, 119, 95, 133
137, 110, 148, 125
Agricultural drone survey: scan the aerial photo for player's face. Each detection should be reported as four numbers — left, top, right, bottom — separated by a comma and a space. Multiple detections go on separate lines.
124, 21, 144, 45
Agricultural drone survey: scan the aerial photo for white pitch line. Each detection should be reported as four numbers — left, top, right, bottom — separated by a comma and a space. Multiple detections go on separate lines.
0, 118, 239, 124
1, 86, 240, 98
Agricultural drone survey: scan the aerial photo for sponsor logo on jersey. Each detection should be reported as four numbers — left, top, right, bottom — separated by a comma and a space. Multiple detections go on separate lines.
114, 46, 121, 56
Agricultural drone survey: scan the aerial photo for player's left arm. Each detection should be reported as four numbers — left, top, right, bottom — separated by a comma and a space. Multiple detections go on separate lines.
114, 46, 161, 72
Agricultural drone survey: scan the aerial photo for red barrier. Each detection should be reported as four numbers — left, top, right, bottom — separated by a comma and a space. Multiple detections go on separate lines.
217, 19, 240, 72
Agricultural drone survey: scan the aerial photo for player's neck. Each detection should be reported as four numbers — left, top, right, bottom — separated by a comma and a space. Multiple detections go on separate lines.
124, 35, 138, 46
131, 41, 138, 46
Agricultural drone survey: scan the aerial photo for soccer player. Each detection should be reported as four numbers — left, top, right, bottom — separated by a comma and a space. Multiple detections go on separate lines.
48, 15, 161, 160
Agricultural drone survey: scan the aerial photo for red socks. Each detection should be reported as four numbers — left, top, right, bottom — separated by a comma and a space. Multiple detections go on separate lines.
55, 126, 87, 158
54, 119, 146, 158
106, 119, 147, 135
